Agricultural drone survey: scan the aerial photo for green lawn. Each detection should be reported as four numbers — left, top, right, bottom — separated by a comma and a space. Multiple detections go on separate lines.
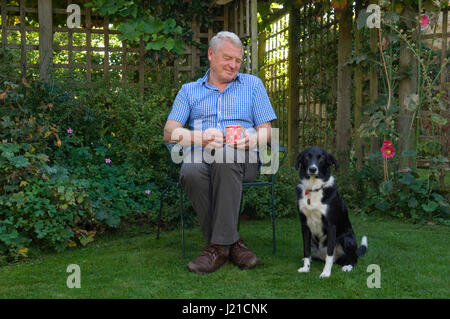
0, 214, 448, 298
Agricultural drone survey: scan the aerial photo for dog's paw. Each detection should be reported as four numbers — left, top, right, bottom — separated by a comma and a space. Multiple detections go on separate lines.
342, 265, 353, 272
297, 258, 311, 273
297, 265, 310, 273
319, 270, 331, 278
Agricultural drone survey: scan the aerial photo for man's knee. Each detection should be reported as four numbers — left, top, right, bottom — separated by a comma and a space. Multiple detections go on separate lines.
180, 163, 208, 186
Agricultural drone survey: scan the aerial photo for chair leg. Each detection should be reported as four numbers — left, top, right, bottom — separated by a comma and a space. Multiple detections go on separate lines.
157, 187, 169, 240
238, 190, 243, 232
179, 186, 185, 259
271, 182, 276, 254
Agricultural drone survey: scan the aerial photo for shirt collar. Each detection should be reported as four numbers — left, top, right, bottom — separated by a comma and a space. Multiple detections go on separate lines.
201, 69, 243, 86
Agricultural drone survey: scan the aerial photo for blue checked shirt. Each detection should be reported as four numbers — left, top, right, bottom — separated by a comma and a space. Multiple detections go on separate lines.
168, 70, 277, 132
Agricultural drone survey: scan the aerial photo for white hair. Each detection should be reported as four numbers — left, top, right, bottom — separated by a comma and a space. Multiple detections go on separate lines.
209, 31, 243, 52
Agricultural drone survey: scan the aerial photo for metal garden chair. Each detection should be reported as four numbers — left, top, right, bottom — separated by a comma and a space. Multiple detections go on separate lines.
156, 142, 288, 258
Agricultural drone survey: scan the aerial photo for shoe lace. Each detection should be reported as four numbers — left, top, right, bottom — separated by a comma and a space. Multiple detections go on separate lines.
203, 245, 221, 259
233, 239, 249, 251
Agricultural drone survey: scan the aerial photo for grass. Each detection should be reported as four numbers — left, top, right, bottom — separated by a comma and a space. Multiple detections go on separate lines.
0, 214, 449, 298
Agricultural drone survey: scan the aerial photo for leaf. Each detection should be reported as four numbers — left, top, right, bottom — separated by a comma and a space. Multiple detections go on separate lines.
404, 93, 419, 112
422, 201, 439, 212
67, 240, 77, 247
9, 155, 29, 168
375, 201, 391, 211
164, 38, 175, 51
343, 54, 368, 66
431, 193, 445, 204
384, 11, 400, 24
399, 173, 415, 185
430, 112, 447, 125
95, 210, 107, 221
79, 234, 95, 246
17, 247, 29, 257
401, 150, 418, 157
105, 214, 120, 227
408, 197, 418, 208
380, 180, 394, 193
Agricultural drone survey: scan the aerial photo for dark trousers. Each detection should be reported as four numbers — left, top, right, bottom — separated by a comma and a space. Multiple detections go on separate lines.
179, 147, 260, 245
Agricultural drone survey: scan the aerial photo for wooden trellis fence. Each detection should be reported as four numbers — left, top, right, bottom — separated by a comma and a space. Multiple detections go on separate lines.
0, 0, 257, 95
263, 14, 289, 147
264, 1, 448, 182
263, 3, 338, 151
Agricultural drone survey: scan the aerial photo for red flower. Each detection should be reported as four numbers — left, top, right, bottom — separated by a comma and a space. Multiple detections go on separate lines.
420, 15, 430, 28
380, 140, 395, 159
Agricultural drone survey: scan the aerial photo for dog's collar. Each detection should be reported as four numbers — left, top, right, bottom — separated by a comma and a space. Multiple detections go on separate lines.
305, 186, 324, 195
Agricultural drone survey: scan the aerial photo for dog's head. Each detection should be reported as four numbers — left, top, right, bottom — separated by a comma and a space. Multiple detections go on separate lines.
295, 146, 338, 181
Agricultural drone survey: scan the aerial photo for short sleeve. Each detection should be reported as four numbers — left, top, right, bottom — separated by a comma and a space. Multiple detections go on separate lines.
252, 78, 277, 126
167, 85, 190, 125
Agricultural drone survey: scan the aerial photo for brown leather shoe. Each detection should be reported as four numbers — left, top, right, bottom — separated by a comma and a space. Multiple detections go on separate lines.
187, 244, 229, 274
230, 238, 260, 270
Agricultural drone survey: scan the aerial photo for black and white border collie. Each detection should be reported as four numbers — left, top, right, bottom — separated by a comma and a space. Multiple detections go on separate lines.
295, 146, 367, 278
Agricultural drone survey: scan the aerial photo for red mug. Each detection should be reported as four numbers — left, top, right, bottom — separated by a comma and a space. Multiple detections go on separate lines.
225, 125, 243, 144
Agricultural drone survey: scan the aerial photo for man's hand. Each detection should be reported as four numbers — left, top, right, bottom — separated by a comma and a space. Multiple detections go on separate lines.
202, 128, 224, 149
231, 127, 257, 150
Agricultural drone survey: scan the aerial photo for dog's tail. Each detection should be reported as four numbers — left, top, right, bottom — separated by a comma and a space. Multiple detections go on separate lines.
357, 236, 368, 257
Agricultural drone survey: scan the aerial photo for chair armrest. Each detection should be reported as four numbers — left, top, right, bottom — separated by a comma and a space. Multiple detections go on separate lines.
261, 143, 288, 181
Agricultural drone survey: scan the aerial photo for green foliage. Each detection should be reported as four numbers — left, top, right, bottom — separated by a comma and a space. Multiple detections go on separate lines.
337, 154, 449, 225
242, 164, 298, 219
85, 0, 214, 54
0, 48, 176, 260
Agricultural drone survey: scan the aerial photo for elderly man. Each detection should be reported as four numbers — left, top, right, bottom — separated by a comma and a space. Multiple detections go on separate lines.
163, 31, 277, 274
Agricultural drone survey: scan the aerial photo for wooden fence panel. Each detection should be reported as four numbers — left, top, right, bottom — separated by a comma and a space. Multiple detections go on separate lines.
0, 0, 254, 92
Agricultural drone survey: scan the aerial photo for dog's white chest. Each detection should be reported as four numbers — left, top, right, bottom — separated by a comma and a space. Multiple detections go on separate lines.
298, 178, 331, 239
299, 191, 327, 237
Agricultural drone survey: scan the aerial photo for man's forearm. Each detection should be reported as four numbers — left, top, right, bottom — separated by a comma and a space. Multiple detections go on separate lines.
165, 126, 206, 147
256, 124, 272, 146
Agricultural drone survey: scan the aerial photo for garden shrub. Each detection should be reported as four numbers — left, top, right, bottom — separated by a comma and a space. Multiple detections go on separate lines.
336, 154, 449, 225
242, 164, 298, 220
0, 48, 174, 259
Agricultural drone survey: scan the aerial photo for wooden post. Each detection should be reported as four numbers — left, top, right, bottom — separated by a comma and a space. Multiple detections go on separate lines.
68, 0, 73, 77
86, 7, 92, 82
103, 15, 110, 83
369, 0, 379, 155
287, 5, 300, 165
398, 6, 417, 169
38, 0, 53, 82
19, 0, 26, 76
258, 29, 266, 82
335, 5, 353, 166
122, 40, 127, 85
1, 0, 6, 49
139, 37, 144, 96
250, 0, 258, 74
440, 7, 448, 91
439, 8, 448, 189
354, 1, 363, 170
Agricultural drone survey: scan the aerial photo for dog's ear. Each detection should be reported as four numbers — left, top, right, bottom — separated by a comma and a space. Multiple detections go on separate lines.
327, 152, 339, 170
295, 150, 306, 170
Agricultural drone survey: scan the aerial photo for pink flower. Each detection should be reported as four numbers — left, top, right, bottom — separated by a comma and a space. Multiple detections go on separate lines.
145, 190, 151, 195
105, 158, 111, 164
380, 140, 395, 159
67, 128, 73, 134
420, 15, 430, 28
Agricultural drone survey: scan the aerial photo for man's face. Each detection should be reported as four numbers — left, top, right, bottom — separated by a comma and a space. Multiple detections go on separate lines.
208, 39, 243, 83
